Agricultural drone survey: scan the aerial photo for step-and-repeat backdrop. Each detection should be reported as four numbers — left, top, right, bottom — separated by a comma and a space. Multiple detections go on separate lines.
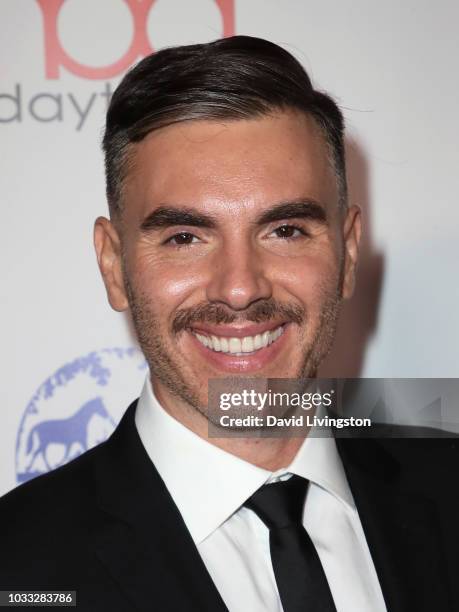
2, 0, 458, 497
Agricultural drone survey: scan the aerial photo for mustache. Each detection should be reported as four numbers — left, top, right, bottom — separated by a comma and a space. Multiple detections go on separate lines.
172, 300, 305, 334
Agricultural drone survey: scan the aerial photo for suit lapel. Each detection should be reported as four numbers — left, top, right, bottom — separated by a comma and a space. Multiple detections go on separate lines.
92, 401, 228, 612
91, 401, 453, 611
336, 437, 452, 612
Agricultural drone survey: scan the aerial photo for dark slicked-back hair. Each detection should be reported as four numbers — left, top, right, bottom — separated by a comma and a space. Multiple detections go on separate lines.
103, 35, 347, 217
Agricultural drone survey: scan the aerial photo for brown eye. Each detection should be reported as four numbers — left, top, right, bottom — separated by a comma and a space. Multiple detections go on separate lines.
168, 232, 197, 245
274, 225, 302, 239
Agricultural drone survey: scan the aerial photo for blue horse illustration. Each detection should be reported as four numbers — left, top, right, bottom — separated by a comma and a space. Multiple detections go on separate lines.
25, 397, 111, 472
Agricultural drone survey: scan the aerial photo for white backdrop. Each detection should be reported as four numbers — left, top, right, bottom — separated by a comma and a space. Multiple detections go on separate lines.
1, 0, 458, 497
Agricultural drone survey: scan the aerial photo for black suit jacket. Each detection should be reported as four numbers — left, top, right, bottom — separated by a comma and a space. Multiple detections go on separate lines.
0, 400, 458, 611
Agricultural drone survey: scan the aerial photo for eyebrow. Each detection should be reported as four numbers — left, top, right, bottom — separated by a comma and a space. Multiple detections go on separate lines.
255, 200, 327, 226
140, 207, 217, 231
139, 199, 327, 232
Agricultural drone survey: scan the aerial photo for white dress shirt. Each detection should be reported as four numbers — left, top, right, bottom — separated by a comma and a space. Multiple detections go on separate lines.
135, 376, 387, 612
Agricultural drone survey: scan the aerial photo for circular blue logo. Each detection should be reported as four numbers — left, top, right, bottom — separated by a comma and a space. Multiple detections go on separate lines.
16, 347, 147, 484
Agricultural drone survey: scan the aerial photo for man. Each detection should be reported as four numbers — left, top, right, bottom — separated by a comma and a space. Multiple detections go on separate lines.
0, 36, 458, 611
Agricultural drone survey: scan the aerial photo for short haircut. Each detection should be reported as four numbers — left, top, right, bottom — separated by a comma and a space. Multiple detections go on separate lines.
103, 35, 347, 217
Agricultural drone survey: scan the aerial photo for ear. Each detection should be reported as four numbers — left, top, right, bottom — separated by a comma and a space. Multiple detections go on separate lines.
94, 217, 129, 311
341, 205, 362, 299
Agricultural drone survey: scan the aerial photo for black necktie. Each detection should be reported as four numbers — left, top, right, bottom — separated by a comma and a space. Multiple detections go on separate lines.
245, 475, 337, 612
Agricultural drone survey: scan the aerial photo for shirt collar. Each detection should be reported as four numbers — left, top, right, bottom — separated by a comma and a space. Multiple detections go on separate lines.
135, 376, 355, 545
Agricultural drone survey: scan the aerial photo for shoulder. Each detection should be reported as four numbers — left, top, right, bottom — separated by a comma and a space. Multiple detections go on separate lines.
0, 399, 140, 528
0, 440, 104, 523
336, 422, 459, 463
366, 424, 459, 466
336, 426, 459, 502
0, 442, 108, 584
377, 432, 459, 495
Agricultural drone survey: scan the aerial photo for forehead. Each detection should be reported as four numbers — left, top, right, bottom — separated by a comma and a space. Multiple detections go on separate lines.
124, 111, 338, 219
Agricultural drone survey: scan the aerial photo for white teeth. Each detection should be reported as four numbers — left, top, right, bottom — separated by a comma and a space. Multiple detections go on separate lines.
241, 336, 254, 352
196, 334, 207, 347
194, 325, 284, 354
211, 335, 221, 352
229, 338, 242, 354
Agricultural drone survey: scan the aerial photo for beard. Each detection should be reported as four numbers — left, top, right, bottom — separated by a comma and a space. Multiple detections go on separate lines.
124, 275, 342, 420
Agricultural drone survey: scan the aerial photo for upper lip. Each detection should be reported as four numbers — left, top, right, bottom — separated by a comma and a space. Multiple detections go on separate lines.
189, 321, 287, 338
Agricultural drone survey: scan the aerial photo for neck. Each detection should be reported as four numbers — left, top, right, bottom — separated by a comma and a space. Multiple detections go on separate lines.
153, 379, 307, 471
210, 436, 305, 472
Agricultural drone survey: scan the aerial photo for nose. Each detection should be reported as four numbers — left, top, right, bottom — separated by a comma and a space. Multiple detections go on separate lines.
206, 242, 272, 310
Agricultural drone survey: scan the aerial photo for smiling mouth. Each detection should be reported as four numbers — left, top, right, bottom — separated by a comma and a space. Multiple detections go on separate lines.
192, 324, 285, 355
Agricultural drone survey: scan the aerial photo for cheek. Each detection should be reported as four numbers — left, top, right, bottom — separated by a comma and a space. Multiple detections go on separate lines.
274, 251, 341, 306
129, 248, 208, 313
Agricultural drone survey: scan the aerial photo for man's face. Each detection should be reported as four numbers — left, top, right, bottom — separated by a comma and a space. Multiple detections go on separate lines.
95, 111, 360, 414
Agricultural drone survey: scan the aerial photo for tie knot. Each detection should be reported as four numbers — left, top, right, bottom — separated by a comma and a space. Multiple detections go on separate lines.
244, 475, 308, 529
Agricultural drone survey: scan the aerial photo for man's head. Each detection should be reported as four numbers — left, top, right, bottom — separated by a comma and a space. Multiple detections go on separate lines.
94, 36, 361, 419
